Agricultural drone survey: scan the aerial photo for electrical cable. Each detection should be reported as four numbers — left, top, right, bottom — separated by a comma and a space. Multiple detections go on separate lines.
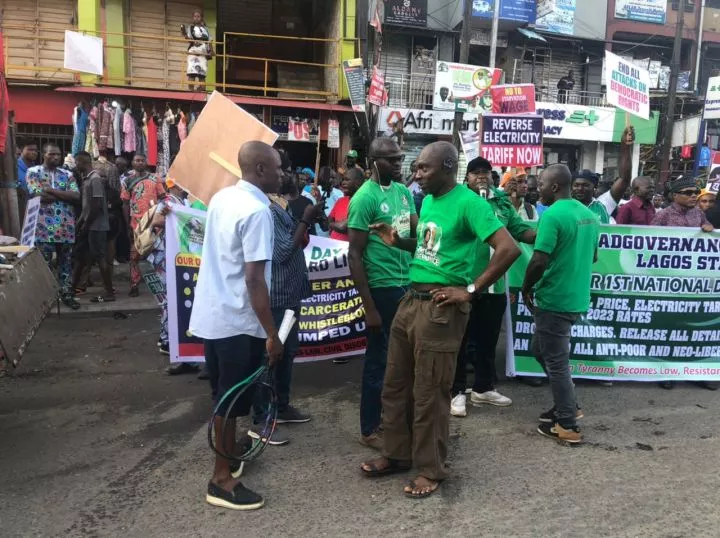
207, 363, 278, 465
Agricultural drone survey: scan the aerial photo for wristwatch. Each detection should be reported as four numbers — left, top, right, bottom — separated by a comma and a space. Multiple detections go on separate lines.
466, 283, 476, 297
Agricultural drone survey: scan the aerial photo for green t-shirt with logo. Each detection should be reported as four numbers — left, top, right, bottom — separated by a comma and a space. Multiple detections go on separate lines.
534, 198, 600, 313
587, 199, 609, 224
471, 187, 532, 293
348, 180, 416, 288
410, 185, 503, 286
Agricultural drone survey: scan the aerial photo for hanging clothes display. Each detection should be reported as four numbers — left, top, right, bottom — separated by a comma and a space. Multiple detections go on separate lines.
85, 105, 99, 159
187, 111, 197, 133
72, 105, 89, 157
123, 109, 137, 153
113, 103, 123, 156
158, 110, 171, 178
133, 106, 147, 157
178, 110, 187, 143
97, 101, 115, 152
147, 113, 158, 166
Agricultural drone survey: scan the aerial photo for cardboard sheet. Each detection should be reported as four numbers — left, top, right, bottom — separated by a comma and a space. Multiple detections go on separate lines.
167, 92, 278, 204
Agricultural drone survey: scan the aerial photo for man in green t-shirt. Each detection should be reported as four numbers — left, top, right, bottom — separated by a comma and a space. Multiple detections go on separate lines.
450, 157, 536, 418
571, 126, 635, 224
348, 138, 417, 449
360, 142, 520, 499
521, 164, 600, 445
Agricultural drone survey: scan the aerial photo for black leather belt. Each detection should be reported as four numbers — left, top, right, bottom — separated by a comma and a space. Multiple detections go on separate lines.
408, 289, 434, 301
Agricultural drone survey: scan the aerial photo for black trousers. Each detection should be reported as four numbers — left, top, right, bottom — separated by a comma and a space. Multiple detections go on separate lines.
452, 293, 507, 395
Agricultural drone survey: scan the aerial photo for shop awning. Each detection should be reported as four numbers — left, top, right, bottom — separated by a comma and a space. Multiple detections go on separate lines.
517, 28, 547, 42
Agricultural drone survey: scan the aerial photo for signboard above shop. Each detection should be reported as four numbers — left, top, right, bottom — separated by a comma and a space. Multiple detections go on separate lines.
472, 0, 537, 23
615, 0, 666, 24
384, 0, 428, 27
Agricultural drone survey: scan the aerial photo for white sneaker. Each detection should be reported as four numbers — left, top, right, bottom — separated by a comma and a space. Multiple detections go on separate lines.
470, 390, 513, 407
450, 393, 467, 417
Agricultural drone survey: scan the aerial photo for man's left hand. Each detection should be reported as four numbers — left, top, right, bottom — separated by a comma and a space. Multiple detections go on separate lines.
702, 223, 715, 233
430, 287, 471, 306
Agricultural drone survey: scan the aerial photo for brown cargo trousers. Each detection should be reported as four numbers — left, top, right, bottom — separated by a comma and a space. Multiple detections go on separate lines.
381, 291, 470, 481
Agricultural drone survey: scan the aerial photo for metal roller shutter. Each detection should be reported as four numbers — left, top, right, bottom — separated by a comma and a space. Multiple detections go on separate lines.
218, 0, 271, 34
1, 0, 76, 83
381, 34, 411, 108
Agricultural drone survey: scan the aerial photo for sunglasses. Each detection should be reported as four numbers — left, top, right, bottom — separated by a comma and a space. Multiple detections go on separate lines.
677, 189, 700, 196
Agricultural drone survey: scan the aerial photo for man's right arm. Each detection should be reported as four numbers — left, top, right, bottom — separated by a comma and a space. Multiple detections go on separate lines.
348, 229, 382, 331
244, 209, 282, 364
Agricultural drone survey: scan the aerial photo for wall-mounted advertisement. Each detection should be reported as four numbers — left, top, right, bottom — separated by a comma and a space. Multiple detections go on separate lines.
472, 0, 536, 24
535, 0, 576, 36
615, 0, 666, 25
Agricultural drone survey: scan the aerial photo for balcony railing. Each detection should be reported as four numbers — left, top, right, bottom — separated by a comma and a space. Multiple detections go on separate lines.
0, 23, 357, 102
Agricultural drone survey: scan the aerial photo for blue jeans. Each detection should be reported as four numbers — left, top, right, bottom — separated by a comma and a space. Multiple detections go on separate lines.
361, 286, 407, 436
254, 306, 300, 420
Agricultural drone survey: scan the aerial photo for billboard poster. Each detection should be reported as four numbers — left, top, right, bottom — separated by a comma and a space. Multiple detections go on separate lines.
535, 0, 576, 35
433, 61, 502, 114
472, 0, 536, 24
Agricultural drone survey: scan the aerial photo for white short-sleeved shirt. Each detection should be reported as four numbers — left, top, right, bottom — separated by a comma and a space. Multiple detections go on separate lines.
597, 190, 619, 223
189, 181, 274, 340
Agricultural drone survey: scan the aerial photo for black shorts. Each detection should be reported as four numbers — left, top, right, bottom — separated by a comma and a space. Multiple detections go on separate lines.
75, 230, 107, 262
205, 334, 265, 418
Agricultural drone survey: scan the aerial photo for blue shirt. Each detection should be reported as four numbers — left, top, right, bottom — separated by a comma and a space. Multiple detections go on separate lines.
269, 202, 311, 308
17, 158, 30, 192
536, 202, 549, 217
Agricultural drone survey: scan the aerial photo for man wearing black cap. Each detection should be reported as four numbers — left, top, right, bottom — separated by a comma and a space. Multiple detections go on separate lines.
652, 176, 717, 391
572, 126, 635, 223
451, 156, 536, 417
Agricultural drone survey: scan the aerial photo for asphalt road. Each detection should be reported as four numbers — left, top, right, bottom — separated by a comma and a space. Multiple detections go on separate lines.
1, 310, 719, 537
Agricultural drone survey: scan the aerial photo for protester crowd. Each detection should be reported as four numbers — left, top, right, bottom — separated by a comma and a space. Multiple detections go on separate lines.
17, 124, 720, 510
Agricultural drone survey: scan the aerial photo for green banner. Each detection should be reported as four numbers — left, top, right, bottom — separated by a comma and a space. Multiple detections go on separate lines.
507, 225, 720, 381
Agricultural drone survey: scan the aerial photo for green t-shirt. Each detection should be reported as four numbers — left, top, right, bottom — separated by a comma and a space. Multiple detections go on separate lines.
534, 198, 600, 313
471, 187, 532, 294
348, 180, 416, 287
190, 199, 208, 211
410, 185, 503, 286
588, 199, 610, 224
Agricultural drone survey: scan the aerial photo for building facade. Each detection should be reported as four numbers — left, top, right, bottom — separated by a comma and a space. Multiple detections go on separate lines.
1, 0, 362, 169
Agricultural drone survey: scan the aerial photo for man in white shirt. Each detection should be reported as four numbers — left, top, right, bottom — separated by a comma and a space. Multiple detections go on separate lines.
189, 141, 284, 511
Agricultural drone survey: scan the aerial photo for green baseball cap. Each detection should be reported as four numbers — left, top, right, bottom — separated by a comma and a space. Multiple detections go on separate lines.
346, 150, 358, 158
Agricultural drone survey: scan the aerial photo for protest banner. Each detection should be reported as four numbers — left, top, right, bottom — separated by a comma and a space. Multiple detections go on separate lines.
479, 114, 543, 167
298, 236, 367, 361
166, 206, 366, 364
433, 61, 501, 114
167, 92, 278, 205
605, 51, 650, 120
490, 84, 536, 115
343, 58, 366, 113
63, 30, 103, 75
506, 225, 720, 382
460, 129, 481, 161
704, 76, 720, 121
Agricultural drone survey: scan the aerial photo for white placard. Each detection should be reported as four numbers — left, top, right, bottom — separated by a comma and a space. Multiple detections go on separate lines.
605, 50, 650, 120
63, 30, 103, 76
20, 197, 41, 248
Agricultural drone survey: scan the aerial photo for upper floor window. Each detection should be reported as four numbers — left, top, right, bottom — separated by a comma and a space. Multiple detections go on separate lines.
671, 0, 695, 12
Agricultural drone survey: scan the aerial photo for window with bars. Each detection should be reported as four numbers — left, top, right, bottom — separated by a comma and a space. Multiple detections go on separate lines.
671, 0, 695, 12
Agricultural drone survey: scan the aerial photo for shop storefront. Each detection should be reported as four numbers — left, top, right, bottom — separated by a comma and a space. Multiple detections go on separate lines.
378, 102, 660, 180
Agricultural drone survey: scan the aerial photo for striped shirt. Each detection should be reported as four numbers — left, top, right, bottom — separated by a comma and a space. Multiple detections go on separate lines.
270, 202, 312, 309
